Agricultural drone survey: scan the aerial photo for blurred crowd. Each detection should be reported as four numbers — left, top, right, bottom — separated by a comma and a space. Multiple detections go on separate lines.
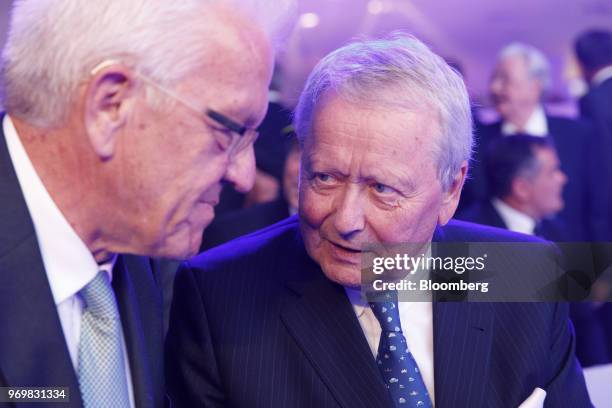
201, 29, 612, 368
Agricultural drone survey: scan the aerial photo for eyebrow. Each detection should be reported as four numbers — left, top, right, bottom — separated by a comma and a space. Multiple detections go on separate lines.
305, 154, 418, 192
206, 108, 248, 136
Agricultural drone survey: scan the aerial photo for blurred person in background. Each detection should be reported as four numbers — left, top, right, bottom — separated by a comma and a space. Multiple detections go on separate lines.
462, 43, 595, 241
458, 136, 612, 367
459, 135, 568, 240
574, 28, 612, 368
0, 0, 295, 405
575, 29, 612, 242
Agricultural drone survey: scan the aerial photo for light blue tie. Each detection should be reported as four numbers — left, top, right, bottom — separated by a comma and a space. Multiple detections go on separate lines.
77, 271, 130, 408
369, 292, 433, 408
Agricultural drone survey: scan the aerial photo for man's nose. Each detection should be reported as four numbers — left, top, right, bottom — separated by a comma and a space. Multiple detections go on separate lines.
223, 145, 256, 194
559, 169, 568, 186
333, 184, 366, 240
490, 75, 503, 95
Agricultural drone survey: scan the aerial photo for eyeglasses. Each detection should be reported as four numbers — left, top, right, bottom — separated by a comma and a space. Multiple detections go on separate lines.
91, 60, 259, 156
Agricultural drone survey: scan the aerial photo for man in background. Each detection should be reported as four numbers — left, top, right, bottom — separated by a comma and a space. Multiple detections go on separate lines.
460, 135, 612, 367
459, 135, 568, 240
573, 28, 612, 367
0, 0, 295, 406
462, 43, 594, 241
575, 29, 612, 241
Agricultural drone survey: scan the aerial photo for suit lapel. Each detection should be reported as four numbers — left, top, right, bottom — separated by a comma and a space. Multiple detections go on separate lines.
0, 116, 83, 407
431, 225, 495, 407
483, 201, 508, 230
113, 255, 164, 408
0, 240, 83, 408
280, 248, 393, 408
432, 302, 494, 407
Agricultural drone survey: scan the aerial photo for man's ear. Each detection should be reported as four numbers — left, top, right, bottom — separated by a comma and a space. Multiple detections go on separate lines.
84, 63, 137, 160
438, 160, 468, 226
512, 177, 531, 201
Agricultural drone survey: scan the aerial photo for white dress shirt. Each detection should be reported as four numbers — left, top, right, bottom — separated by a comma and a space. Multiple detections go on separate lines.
3, 115, 135, 407
592, 65, 612, 87
344, 286, 435, 405
492, 198, 536, 236
501, 105, 548, 137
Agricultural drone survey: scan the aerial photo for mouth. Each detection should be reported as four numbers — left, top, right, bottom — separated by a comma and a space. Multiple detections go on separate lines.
329, 240, 362, 253
198, 197, 219, 206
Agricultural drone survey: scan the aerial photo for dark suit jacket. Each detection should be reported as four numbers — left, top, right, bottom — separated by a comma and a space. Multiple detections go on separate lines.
580, 77, 612, 241
0, 118, 165, 408
461, 116, 595, 241
165, 216, 591, 407
200, 198, 290, 251
457, 199, 569, 242
457, 200, 612, 367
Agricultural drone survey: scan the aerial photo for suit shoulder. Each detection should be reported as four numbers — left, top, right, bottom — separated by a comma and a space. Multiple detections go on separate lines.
476, 120, 501, 130
189, 215, 300, 272
440, 219, 544, 243
474, 120, 501, 138
455, 202, 495, 226
590, 79, 612, 101
547, 115, 594, 134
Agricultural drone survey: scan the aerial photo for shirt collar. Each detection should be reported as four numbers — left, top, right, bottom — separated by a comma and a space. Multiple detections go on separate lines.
3, 115, 113, 305
344, 286, 368, 317
592, 65, 612, 88
501, 105, 548, 137
491, 198, 537, 236
343, 245, 432, 315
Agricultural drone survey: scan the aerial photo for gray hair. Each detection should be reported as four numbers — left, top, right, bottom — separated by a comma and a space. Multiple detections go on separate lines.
294, 33, 473, 191
498, 42, 551, 91
1, 0, 296, 128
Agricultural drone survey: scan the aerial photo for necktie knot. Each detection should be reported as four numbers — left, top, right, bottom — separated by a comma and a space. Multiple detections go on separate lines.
80, 271, 118, 320
369, 291, 403, 333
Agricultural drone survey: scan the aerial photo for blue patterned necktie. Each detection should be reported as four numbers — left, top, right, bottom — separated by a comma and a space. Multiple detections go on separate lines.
77, 271, 130, 408
369, 292, 433, 407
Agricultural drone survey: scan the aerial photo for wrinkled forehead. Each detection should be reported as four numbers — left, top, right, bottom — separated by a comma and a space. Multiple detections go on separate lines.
305, 88, 440, 140
533, 144, 560, 163
303, 92, 442, 163
494, 54, 532, 79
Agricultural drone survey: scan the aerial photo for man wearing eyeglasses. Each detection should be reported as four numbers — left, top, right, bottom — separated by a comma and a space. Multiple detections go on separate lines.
0, 0, 295, 407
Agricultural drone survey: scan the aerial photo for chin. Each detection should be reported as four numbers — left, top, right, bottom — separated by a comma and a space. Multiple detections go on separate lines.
546, 202, 564, 217
153, 227, 203, 260
319, 260, 362, 288
147, 244, 192, 261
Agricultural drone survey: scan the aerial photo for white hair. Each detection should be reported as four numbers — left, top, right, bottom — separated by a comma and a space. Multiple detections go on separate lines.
1, 0, 296, 127
498, 42, 551, 91
294, 33, 473, 191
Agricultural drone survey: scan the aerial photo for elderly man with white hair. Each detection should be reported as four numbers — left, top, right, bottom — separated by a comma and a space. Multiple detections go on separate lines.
0, 0, 295, 407
461, 43, 596, 242
165, 35, 591, 407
